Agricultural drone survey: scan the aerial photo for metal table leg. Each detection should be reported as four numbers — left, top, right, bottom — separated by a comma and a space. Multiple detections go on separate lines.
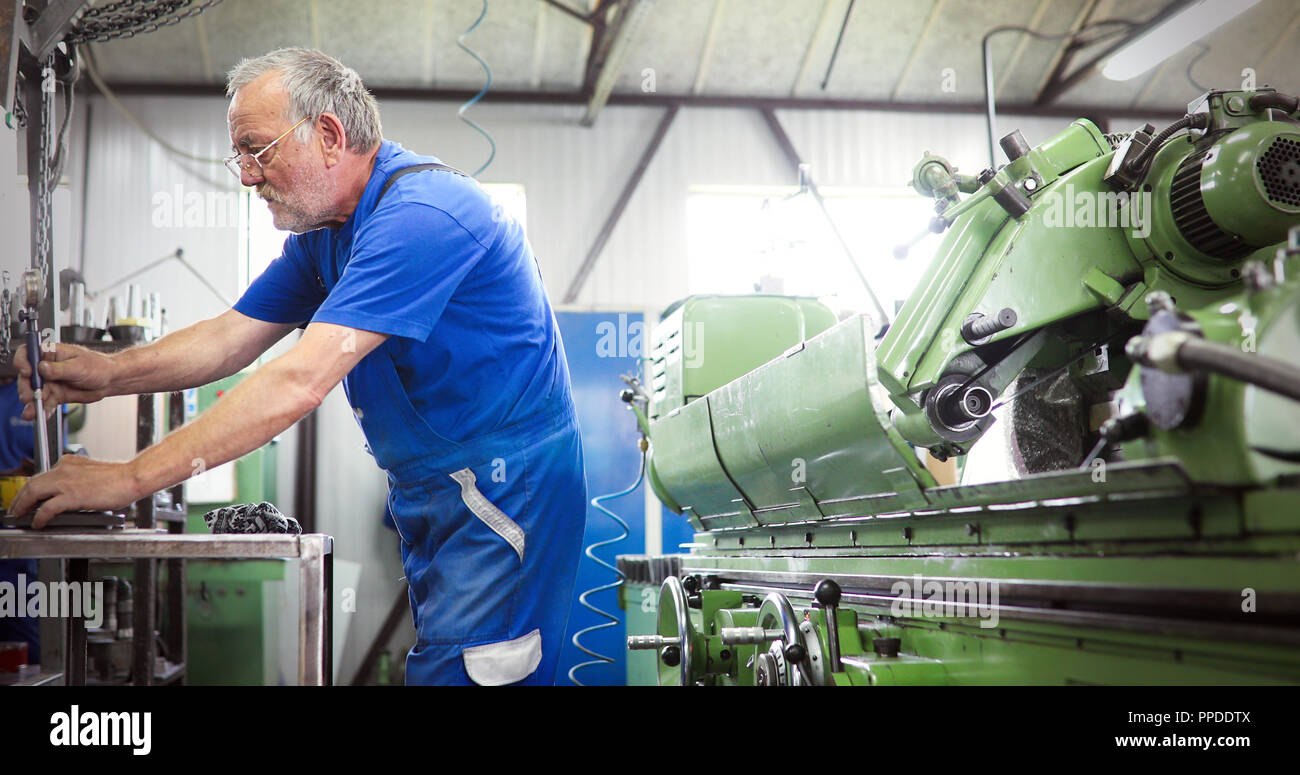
297, 534, 333, 685
133, 558, 155, 685
65, 558, 88, 686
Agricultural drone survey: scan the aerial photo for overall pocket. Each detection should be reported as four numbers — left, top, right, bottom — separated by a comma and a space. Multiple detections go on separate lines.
462, 629, 542, 685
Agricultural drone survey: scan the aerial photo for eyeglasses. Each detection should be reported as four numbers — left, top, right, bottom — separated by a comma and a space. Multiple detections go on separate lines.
224, 115, 312, 180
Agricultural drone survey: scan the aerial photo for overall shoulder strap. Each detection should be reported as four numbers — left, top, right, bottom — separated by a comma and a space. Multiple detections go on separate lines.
377, 162, 469, 203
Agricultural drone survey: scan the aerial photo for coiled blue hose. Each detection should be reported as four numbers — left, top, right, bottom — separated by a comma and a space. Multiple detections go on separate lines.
568, 448, 644, 685
457, 0, 496, 177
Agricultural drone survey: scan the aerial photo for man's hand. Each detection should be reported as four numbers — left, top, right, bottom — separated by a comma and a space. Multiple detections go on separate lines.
14, 343, 116, 420
8, 455, 144, 529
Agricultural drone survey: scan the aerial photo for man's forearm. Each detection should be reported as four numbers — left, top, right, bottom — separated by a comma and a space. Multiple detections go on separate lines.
107, 313, 283, 396
127, 356, 322, 497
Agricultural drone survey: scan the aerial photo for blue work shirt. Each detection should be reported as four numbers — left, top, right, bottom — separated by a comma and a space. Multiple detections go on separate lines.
234, 140, 570, 446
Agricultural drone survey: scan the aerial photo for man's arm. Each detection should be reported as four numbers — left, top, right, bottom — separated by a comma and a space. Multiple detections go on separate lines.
110, 308, 302, 395
11, 321, 387, 526
16, 309, 299, 419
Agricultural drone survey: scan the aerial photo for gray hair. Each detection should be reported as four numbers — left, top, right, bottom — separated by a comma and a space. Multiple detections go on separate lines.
226, 48, 383, 152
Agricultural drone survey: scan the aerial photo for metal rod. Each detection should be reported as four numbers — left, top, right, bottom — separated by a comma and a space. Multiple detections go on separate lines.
563, 104, 678, 303
981, 22, 1134, 167
818, 0, 855, 90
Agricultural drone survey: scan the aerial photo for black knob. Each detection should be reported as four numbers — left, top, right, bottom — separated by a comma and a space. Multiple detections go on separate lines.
681, 575, 701, 594
661, 646, 680, 667
814, 579, 842, 607
784, 643, 806, 663
961, 308, 1017, 344
1000, 130, 1030, 162
619, 388, 635, 403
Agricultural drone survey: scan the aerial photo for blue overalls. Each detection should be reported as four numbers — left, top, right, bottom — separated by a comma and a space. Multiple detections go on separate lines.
345, 343, 587, 685
233, 141, 588, 685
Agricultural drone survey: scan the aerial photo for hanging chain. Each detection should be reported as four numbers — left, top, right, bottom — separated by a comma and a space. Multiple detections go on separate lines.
64, 0, 227, 45
10, 89, 27, 129
1, 272, 11, 362
35, 56, 55, 310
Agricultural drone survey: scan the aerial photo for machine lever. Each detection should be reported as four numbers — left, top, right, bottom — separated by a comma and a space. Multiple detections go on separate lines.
814, 579, 843, 673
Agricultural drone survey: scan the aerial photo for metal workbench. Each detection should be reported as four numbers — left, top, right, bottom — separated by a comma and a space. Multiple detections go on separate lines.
0, 530, 333, 686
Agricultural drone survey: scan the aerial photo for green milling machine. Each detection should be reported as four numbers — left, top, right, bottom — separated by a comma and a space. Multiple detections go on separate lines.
620, 88, 1300, 686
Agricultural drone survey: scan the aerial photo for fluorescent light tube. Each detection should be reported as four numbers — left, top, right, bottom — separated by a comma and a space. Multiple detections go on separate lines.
1102, 0, 1262, 81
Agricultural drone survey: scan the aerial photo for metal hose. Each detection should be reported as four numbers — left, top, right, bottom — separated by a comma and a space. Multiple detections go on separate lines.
1127, 114, 1208, 172
1249, 91, 1300, 115
456, 0, 496, 177
1176, 337, 1300, 403
567, 448, 644, 685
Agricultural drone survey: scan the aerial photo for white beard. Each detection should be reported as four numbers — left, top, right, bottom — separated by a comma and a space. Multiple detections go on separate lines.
259, 166, 337, 233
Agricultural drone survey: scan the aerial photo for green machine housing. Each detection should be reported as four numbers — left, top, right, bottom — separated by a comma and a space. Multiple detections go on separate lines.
626, 88, 1300, 686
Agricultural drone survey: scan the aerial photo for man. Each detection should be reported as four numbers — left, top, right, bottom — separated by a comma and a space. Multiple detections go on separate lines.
11, 48, 588, 686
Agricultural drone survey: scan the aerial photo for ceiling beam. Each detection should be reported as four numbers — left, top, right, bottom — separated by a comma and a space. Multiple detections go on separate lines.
93, 80, 1188, 121
582, 0, 654, 126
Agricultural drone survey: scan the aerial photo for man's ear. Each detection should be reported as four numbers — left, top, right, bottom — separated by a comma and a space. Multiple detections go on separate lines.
317, 112, 348, 167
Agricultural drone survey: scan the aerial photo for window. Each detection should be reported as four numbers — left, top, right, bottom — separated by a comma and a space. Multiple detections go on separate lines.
685, 186, 940, 322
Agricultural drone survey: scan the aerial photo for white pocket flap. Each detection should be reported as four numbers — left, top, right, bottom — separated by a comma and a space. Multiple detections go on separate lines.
462, 629, 543, 686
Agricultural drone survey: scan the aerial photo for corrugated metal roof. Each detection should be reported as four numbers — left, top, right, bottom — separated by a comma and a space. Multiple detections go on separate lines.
84, 0, 1299, 112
